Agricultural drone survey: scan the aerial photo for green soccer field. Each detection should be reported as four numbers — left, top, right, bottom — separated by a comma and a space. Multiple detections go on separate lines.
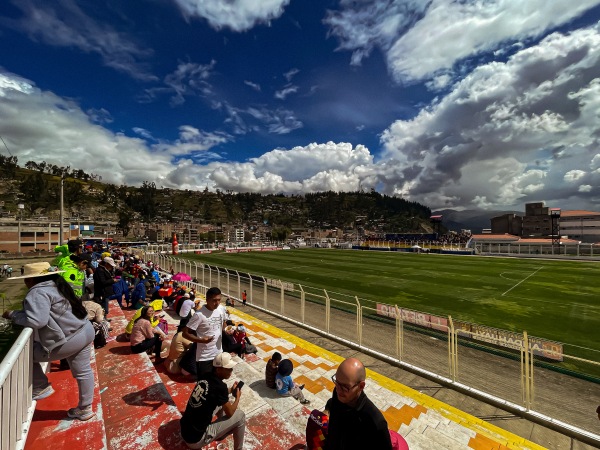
184, 248, 599, 352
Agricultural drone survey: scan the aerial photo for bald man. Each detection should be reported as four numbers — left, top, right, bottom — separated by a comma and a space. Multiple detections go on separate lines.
324, 358, 392, 450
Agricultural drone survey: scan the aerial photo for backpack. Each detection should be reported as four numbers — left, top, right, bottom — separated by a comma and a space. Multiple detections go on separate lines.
92, 321, 108, 348
157, 318, 169, 335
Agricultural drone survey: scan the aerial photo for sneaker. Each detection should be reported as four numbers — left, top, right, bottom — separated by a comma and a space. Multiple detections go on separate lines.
300, 399, 311, 405
67, 406, 95, 421
33, 385, 55, 400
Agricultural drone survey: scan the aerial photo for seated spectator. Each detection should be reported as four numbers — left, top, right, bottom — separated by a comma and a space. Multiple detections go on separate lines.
178, 342, 198, 377
306, 407, 329, 450
82, 292, 111, 348
265, 352, 281, 389
177, 293, 195, 329
180, 352, 245, 450
130, 278, 150, 309
109, 274, 131, 308
276, 359, 310, 405
164, 325, 193, 375
225, 296, 235, 307
125, 298, 165, 335
129, 306, 167, 362
234, 324, 257, 355
222, 325, 244, 359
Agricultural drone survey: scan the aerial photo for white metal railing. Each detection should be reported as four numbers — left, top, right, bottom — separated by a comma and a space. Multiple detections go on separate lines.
145, 250, 600, 446
0, 327, 34, 450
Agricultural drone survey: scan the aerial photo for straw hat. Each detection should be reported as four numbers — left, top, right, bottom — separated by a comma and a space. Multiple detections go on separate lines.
10, 262, 65, 279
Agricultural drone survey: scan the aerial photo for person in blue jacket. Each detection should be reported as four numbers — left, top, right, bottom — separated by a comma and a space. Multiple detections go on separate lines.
109, 274, 131, 308
131, 278, 149, 309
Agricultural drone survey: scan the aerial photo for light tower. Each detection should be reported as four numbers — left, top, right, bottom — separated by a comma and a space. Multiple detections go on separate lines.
550, 208, 561, 251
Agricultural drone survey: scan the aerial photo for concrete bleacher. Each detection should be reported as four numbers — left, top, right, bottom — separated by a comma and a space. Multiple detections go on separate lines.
24, 299, 548, 450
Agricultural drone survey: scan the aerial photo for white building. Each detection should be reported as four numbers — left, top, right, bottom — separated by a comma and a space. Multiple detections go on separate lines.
559, 210, 600, 243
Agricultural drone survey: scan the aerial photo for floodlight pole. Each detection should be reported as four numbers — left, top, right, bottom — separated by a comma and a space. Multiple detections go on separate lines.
550, 208, 561, 253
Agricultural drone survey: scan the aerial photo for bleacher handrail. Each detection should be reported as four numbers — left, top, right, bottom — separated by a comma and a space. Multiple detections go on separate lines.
0, 327, 34, 450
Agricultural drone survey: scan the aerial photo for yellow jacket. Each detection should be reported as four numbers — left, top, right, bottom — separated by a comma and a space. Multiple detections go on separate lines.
125, 299, 164, 334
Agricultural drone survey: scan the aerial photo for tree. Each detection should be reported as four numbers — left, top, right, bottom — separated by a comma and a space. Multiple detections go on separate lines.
117, 210, 131, 237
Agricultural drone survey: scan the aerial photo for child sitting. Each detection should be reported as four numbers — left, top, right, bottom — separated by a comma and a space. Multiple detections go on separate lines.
275, 359, 310, 405
265, 352, 281, 389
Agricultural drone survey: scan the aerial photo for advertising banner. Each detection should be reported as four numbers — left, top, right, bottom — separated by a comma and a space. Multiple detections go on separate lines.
376, 303, 563, 361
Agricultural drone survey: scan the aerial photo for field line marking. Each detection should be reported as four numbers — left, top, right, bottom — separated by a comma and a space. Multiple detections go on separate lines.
281, 264, 310, 271
501, 267, 543, 297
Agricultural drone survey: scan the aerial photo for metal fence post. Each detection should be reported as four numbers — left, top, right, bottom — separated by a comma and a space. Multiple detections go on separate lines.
236, 271, 240, 299
448, 316, 458, 381
225, 269, 230, 293
249, 276, 253, 304
216, 268, 221, 289
280, 280, 285, 315
521, 330, 533, 410
262, 277, 267, 308
356, 296, 362, 347
324, 289, 330, 335
300, 285, 305, 324
395, 305, 403, 360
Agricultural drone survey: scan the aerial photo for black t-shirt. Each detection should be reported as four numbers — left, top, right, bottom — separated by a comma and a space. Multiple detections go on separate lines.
325, 390, 392, 450
180, 372, 229, 444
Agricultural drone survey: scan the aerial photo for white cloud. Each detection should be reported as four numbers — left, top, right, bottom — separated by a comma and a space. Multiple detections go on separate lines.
223, 103, 303, 135
379, 24, 600, 209
207, 142, 374, 193
284, 68, 299, 82
154, 126, 231, 156
5, 0, 156, 81
564, 170, 586, 182
172, 0, 291, 32
244, 80, 261, 91
1, 21, 600, 211
142, 61, 217, 106
326, 0, 600, 83
0, 70, 229, 187
274, 85, 299, 100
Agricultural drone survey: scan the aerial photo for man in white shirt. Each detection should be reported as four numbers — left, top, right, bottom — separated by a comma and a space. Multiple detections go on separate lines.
178, 293, 195, 328
183, 287, 228, 379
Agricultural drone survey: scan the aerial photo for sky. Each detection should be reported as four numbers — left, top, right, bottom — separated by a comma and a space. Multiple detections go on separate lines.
1, 0, 600, 212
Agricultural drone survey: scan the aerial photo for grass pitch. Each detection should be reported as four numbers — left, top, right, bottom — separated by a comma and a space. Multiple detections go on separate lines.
186, 248, 599, 352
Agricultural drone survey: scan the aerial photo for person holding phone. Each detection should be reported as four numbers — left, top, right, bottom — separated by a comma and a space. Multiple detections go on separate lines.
180, 352, 245, 450
183, 287, 228, 379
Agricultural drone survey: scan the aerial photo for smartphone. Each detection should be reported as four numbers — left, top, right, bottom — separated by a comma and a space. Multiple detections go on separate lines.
232, 381, 244, 396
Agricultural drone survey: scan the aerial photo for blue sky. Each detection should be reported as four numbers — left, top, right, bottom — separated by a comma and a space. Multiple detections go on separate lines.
1, 0, 600, 211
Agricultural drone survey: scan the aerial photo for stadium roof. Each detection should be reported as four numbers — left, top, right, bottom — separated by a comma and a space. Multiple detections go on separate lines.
559, 210, 600, 217
471, 234, 520, 241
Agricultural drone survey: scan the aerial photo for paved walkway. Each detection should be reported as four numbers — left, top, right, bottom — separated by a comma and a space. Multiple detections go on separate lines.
25, 299, 554, 450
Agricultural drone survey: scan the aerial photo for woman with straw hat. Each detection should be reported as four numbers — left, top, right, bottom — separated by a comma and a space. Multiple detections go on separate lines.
2, 262, 96, 421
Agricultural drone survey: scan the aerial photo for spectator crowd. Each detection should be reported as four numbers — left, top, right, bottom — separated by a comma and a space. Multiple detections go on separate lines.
2, 238, 409, 449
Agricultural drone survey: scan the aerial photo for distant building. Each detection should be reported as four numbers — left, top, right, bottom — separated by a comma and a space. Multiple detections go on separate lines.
490, 214, 522, 235
489, 203, 600, 243
521, 202, 551, 237
559, 210, 600, 243
0, 219, 76, 253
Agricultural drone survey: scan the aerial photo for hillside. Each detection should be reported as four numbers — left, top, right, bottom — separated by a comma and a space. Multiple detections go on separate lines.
0, 155, 433, 235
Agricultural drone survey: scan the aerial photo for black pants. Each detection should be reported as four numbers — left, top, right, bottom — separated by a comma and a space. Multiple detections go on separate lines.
131, 335, 162, 359
224, 342, 244, 358
196, 359, 214, 380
